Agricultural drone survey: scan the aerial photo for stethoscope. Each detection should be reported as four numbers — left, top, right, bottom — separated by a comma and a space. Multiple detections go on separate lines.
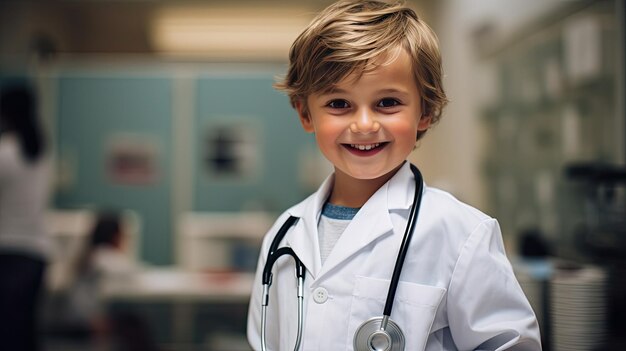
261, 163, 424, 351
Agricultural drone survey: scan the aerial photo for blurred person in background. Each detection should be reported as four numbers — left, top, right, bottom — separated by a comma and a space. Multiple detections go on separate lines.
61, 211, 155, 351
63, 211, 135, 338
0, 83, 52, 351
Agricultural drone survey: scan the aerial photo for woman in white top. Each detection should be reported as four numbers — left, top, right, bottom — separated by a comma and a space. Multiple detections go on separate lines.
0, 84, 52, 351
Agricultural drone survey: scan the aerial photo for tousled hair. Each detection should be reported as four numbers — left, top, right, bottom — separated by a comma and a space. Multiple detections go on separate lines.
275, 0, 448, 140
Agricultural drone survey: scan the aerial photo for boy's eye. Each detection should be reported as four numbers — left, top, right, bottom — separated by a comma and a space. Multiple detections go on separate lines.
377, 98, 401, 108
327, 99, 350, 109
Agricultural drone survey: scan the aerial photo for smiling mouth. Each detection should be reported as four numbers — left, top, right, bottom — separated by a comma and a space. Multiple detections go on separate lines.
350, 143, 381, 151
344, 142, 388, 152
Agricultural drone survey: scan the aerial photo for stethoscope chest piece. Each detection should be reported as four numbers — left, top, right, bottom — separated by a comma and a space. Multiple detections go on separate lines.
354, 316, 405, 351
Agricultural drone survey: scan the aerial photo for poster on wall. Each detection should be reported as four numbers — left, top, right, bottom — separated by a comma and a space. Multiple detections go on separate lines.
106, 133, 159, 185
203, 120, 259, 180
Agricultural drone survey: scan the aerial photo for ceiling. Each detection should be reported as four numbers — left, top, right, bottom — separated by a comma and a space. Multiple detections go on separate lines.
0, 0, 437, 64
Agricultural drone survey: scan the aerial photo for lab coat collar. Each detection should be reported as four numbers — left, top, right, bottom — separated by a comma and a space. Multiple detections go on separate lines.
285, 162, 418, 281
386, 161, 417, 211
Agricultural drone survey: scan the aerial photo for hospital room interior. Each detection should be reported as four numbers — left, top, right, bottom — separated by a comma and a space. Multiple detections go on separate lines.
0, 0, 624, 350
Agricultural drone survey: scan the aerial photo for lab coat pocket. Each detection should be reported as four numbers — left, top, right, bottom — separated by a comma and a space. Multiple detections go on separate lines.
348, 276, 446, 350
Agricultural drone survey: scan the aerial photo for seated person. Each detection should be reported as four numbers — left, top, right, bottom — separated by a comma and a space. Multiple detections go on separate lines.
63, 211, 137, 336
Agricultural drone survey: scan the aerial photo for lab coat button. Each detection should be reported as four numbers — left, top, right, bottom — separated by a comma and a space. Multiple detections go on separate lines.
312, 287, 328, 304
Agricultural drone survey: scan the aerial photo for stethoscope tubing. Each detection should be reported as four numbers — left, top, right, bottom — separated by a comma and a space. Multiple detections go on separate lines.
261, 277, 304, 351
383, 164, 424, 317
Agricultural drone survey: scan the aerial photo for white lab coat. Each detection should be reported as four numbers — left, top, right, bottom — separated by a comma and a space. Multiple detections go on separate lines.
247, 162, 541, 350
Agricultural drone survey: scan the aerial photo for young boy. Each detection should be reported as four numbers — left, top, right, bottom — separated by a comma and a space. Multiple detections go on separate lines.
247, 1, 541, 350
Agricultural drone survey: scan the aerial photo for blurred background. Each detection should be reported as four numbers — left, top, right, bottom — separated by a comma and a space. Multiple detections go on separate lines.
0, 0, 624, 350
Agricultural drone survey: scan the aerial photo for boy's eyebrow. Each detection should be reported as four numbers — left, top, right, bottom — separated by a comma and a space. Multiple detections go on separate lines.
377, 88, 410, 95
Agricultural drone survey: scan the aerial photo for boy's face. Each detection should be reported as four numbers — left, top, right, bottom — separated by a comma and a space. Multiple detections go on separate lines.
297, 48, 431, 181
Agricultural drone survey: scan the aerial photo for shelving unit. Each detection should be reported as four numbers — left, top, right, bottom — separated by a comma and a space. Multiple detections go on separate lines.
477, 0, 623, 258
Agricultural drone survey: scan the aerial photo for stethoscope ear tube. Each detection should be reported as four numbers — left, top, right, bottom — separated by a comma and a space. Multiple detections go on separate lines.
261, 248, 306, 351
261, 216, 304, 351
262, 215, 301, 286
262, 247, 305, 285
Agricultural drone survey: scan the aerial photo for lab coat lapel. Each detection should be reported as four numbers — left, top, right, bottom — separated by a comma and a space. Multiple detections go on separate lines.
284, 174, 333, 280
318, 185, 394, 277
318, 162, 415, 278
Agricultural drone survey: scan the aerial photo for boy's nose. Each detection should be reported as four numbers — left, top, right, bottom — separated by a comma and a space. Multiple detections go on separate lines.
350, 109, 381, 134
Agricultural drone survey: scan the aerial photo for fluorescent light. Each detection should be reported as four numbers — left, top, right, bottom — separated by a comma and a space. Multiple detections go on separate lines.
151, 7, 312, 59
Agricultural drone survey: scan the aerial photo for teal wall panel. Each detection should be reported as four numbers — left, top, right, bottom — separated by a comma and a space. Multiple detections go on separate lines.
194, 74, 315, 212
55, 75, 173, 265
50, 67, 318, 265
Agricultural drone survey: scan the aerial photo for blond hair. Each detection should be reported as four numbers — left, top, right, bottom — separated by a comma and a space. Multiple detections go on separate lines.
276, 0, 448, 139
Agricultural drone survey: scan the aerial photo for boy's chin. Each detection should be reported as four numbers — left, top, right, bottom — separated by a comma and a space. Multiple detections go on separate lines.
337, 164, 403, 181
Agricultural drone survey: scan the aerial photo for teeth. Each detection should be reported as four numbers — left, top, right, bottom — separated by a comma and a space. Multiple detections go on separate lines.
350, 143, 381, 151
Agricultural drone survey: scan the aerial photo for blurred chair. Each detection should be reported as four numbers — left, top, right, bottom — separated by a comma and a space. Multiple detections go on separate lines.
176, 211, 273, 272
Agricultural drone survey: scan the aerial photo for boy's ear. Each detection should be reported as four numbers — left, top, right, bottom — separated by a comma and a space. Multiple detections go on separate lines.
417, 114, 432, 131
417, 101, 432, 131
296, 100, 315, 133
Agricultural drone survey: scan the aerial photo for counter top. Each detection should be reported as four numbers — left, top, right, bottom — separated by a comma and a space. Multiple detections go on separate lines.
101, 267, 254, 303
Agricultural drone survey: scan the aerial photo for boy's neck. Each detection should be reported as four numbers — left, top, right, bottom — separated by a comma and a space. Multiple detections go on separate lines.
328, 164, 403, 208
